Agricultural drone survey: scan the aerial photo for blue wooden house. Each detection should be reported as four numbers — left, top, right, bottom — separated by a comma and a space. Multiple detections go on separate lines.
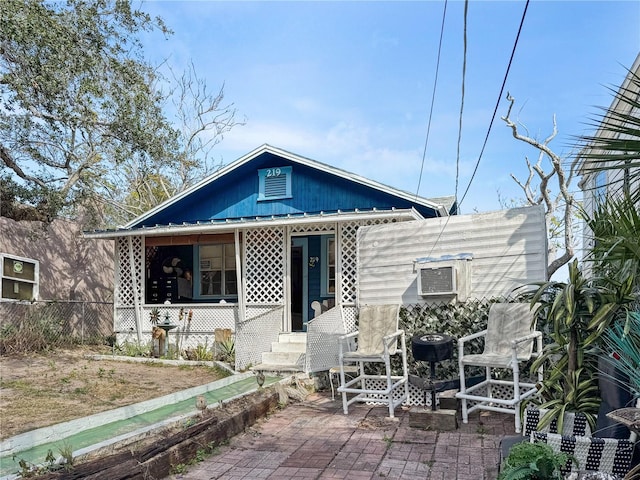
86, 145, 455, 372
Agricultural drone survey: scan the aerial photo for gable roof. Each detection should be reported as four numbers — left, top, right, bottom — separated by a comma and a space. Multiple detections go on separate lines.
123, 144, 453, 230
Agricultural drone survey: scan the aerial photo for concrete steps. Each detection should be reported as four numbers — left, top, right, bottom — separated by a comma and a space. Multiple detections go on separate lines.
252, 333, 307, 374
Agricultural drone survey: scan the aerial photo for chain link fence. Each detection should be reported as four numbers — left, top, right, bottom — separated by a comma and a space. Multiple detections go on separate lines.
0, 300, 113, 355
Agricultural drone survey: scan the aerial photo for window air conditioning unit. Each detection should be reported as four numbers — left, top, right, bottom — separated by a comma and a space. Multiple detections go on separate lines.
417, 265, 456, 296
415, 254, 473, 301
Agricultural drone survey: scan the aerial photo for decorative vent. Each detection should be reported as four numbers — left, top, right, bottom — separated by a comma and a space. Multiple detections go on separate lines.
264, 174, 287, 197
258, 166, 292, 201
418, 266, 456, 295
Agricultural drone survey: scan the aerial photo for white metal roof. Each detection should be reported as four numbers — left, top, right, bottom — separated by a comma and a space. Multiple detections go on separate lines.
85, 207, 424, 239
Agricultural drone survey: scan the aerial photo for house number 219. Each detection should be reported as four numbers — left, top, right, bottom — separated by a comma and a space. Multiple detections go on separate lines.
266, 168, 282, 177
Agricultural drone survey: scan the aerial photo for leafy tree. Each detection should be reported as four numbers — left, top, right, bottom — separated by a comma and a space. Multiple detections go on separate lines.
0, 0, 241, 228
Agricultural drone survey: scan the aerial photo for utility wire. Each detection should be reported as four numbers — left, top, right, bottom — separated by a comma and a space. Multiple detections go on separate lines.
454, 0, 469, 204
458, 0, 530, 208
427, 0, 529, 258
425, 0, 469, 258
415, 0, 448, 201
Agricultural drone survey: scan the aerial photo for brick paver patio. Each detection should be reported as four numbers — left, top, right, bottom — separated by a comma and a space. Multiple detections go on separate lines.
168, 391, 516, 480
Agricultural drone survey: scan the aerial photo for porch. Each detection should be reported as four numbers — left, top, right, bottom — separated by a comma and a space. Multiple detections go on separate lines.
112, 213, 417, 372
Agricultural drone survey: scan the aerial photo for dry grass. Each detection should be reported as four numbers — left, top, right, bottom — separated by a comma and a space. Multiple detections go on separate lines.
0, 346, 228, 439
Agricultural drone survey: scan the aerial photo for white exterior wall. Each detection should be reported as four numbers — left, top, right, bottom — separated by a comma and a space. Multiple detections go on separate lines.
357, 205, 548, 305
579, 54, 640, 259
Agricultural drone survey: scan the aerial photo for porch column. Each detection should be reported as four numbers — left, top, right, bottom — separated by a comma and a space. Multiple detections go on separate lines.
234, 228, 246, 323
283, 226, 291, 332
335, 222, 342, 307
127, 236, 142, 343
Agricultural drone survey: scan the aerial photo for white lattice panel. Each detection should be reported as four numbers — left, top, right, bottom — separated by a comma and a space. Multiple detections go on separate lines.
172, 333, 219, 352
115, 307, 136, 332
356, 379, 434, 408
235, 305, 283, 371
465, 383, 528, 410
244, 227, 285, 304
116, 238, 132, 306
358, 378, 410, 404
341, 305, 358, 333
245, 305, 285, 320
290, 223, 335, 234
139, 304, 237, 332
339, 222, 359, 304
405, 382, 436, 407
337, 218, 392, 305
115, 330, 150, 346
306, 307, 346, 373
115, 236, 143, 307
116, 304, 237, 349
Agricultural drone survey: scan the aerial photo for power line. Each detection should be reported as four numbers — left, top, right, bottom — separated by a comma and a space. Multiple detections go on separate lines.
415, 0, 448, 201
425, 0, 468, 258
457, 0, 531, 209
454, 0, 469, 204
427, 0, 529, 258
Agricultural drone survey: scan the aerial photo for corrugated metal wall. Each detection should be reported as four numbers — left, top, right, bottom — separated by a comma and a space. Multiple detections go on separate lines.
357, 205, 548, 305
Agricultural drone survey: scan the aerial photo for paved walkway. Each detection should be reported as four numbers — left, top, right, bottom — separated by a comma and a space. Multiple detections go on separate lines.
168, 392, 516, 480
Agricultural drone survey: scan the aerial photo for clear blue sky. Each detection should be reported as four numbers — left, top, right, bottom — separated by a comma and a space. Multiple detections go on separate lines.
141, 0, 639, 214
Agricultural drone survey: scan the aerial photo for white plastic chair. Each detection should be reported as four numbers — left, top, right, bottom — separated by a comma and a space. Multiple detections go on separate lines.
337, 304, 408, 418
456, 303, 543, 433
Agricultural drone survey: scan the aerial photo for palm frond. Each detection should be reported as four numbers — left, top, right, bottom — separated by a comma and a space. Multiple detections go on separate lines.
601, 312, 640, 398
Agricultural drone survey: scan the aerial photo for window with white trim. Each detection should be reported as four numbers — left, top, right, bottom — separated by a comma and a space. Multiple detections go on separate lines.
199, 243, 237, 297
321, 236, 336, 296
258, 166, 292, 201
1, 253, 39, 301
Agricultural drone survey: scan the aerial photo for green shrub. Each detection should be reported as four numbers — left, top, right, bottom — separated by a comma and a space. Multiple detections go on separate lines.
214, 338, 235, 365
114, 340, 151, 357
498, 441, 573, 480
0, 305, 73, 355
184, 341, 214, 361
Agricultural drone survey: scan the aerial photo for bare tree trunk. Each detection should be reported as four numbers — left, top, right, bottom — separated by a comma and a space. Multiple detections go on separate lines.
502, 93, 578, 279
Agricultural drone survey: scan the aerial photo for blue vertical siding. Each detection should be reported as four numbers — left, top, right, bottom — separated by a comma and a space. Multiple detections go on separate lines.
134, 152, 438, 228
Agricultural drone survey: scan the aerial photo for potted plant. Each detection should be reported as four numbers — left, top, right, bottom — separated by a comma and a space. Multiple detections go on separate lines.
498, 441, 573, 480
527, 259, 635, 431
602, 312, 640, 401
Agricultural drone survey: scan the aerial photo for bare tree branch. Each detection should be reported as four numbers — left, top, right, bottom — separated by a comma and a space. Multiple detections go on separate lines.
502, 93, 578, 279
1, 144, 48, 188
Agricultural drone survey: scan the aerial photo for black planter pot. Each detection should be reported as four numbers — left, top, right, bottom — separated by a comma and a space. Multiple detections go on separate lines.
597, 355, 634, 439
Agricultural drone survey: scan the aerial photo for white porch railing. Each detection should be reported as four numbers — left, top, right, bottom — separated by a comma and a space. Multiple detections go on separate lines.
235, 305, 284, 371
305, 305, 357, 373
114, 303, 238, 350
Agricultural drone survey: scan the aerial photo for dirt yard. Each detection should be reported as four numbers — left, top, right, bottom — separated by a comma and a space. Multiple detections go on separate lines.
0, 346, 228, 439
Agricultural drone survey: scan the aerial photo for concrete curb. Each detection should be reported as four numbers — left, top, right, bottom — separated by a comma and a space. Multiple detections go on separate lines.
0, 372, 254, 458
